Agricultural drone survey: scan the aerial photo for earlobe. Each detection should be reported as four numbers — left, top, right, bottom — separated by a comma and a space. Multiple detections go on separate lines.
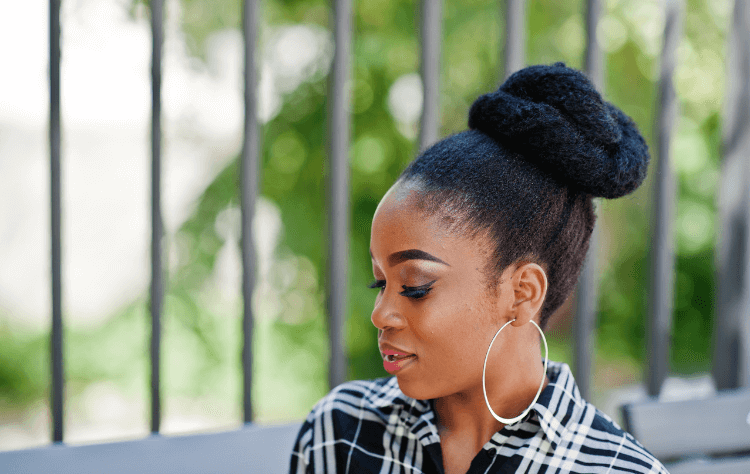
509, 263, 548, 327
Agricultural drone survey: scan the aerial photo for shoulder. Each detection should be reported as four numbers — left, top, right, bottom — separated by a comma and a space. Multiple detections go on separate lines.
289, 377, 407, 472
562, 401, 669, 473
537, 362, 668, 473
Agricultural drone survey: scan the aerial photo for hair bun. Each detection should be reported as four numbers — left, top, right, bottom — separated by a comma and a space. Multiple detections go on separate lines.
467, 62, 650, 199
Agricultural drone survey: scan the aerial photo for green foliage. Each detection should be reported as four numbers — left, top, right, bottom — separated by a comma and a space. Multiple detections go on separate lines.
0, 324, 47, 405
0, 0, 731, 424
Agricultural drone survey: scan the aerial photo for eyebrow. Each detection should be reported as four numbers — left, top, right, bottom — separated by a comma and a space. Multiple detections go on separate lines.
369, 248, 450, 267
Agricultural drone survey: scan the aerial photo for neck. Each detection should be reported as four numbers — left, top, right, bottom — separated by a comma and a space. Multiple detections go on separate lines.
433, 335, 548, 450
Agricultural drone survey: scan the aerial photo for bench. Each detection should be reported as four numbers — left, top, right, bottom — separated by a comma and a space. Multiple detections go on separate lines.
621, 389, 750, 473
0, 422, 302, 474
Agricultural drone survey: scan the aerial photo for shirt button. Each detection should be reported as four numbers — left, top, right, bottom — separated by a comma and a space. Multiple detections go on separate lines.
486, 448, 497, 458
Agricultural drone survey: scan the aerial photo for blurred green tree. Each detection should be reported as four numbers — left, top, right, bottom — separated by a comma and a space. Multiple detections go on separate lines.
0, 0, 728, 429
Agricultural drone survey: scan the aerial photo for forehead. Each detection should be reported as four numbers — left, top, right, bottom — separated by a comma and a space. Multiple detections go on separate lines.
371, 184, 442, 248
370, 183, 489, 265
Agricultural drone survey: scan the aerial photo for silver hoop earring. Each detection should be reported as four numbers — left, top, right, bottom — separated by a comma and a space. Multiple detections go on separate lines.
482, 319, 549, 425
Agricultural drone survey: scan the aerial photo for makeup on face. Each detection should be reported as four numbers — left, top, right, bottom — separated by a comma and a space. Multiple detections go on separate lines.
368, 276, 438, 299
368, 184, 510, 401
371, 259, 442, 373
380, 348, 417, 374
370, 250, 446, 294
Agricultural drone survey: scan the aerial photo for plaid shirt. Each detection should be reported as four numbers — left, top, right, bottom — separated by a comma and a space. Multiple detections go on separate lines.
289, 361, 668, 473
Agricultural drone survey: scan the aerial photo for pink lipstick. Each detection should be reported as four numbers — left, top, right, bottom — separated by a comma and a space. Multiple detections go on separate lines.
381, 349, 416, 374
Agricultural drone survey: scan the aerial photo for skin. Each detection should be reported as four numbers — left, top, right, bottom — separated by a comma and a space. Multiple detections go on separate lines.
369, 181, 549, 474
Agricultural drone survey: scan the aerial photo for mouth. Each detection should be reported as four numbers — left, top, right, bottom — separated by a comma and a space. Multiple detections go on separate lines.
380, 349, 417, 374
382, 352, 415, 363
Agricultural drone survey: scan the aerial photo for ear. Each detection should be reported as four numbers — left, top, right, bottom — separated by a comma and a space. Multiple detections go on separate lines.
508, 263, 548, 327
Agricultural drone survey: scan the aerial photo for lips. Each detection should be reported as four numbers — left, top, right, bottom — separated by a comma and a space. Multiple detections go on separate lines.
382, 350, 415, 362
379, 343, 416, 374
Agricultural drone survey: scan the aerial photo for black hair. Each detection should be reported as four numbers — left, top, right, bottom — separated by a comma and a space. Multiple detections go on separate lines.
399, 62, 650, 328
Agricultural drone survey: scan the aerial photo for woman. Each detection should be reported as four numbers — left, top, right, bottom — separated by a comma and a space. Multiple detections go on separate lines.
289, 63, 668, 473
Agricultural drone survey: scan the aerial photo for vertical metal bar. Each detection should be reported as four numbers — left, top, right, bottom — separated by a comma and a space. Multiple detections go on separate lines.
49, 0, 63, 444
585, 0, 604, 91
419, 0, 441, 151
326, 0, 352, 390
715, 0, 750, 390
647, 0, 682, 397
503, 0, 525, 79
241, 0, 259, 423
150, 0, 164, 434
574, 229, 599, 401
573, 0, 604, 403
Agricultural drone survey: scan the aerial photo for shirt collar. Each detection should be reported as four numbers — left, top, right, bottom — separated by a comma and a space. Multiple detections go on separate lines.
369, 361, 586, 449
525, 361, 586, 449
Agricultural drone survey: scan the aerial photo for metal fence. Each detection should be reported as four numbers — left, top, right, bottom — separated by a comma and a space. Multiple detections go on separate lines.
26, 0, 750, 455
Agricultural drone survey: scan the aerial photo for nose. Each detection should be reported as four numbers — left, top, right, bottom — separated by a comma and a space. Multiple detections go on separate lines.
370, 292, 407, 331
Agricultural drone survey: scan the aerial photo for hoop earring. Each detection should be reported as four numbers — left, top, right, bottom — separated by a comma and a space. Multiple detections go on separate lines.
482, 319, 549, 425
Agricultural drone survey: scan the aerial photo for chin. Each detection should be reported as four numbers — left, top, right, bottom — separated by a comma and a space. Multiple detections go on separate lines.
395, 375, 441, 400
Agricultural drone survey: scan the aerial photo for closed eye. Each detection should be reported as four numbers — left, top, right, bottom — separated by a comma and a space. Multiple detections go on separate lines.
368, 280, 386, 292
400, 280, 436, 299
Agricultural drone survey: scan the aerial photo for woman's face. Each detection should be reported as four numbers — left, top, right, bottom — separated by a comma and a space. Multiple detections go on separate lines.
369, 182, 518, 400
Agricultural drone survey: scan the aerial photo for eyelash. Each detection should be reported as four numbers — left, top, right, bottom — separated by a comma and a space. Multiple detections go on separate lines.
367, 280, 436, 299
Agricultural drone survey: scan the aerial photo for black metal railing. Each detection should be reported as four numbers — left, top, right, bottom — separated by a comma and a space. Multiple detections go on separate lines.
241, 0, 261, 426
149, 0, 165, 435
648, 0, 682, 397
326, 0, 352, 392
49, 0, 63, 445
41, 0, 750, 445
715, 0, 750, 391
573, 0, 603, 401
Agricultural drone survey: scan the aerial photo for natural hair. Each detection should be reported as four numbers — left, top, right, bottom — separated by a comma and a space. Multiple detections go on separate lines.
399, 63, 650, 328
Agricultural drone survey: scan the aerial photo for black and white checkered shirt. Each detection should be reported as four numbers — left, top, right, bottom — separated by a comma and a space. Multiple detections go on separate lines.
289, 361, 668, 473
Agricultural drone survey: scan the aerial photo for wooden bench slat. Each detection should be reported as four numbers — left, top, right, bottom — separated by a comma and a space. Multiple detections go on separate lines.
622, 389, 750, 460
668, 456, 750, 474
0, 423, 302, 474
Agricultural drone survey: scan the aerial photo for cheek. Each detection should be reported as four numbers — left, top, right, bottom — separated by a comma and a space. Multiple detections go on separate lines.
409, 274, 496, 355
451, 301, 496, 361
416, 300, 489, 360
450, 289, 493, 329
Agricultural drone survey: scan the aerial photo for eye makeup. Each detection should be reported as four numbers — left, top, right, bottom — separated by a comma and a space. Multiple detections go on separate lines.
368, 279, 386, 291
400, 280, 436, 299
367, 279, 437, 299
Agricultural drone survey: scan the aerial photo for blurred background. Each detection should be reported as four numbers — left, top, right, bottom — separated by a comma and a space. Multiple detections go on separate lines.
0, 0, 725, 450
